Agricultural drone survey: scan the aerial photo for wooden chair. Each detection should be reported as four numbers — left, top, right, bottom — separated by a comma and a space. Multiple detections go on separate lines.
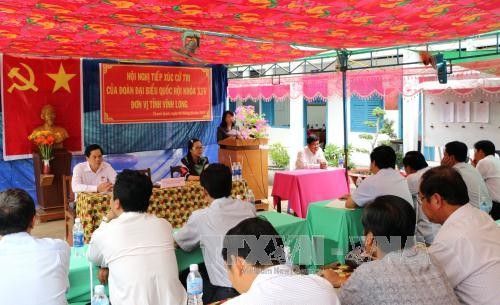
170, 166, 183, 178
62, 175, 75, 246
137, 168, 152, 179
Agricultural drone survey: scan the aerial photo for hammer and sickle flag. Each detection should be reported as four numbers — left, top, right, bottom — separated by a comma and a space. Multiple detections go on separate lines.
1, 54, 83, 160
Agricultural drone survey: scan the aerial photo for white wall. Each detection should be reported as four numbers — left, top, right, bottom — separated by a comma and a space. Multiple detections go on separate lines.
269, 83, 305, 170
423, 89, 500, 148
326, 95, 345, 147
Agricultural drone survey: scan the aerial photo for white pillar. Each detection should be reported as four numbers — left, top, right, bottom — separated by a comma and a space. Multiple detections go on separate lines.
326, 93, 345, 147
402, 77, 420, 153
288, 81, 305, 169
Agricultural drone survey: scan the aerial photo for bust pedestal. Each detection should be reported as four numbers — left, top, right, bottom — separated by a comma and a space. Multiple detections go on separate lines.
33, 147, 72, 222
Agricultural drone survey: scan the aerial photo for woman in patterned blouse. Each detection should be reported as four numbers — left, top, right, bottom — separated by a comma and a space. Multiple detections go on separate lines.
321, 195, 459, 305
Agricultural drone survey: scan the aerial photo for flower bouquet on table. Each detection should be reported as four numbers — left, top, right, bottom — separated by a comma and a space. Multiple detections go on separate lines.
28, 130, 60, 174
234, 105, 269, 140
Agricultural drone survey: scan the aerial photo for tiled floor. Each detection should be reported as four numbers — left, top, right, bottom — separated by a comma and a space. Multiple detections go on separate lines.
31, 219, 66, 240
32, 185, 289, 240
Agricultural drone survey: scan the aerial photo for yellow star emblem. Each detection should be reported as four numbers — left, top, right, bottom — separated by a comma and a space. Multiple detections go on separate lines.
46, 63, 76, 93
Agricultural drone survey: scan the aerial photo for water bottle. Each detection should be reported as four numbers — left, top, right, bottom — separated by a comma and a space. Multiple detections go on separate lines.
186, 264, 203, 305
246, 189, 255, 206
338, 157, 344, 169
236, 162, 242, 181
284, 246, 293, 267
479, 192, 492, 214
231, 162, 236, 181
73, 218, 85, 257
91, 285, 109, 305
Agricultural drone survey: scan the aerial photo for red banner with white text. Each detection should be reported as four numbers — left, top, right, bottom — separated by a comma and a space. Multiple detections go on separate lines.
1, 54, 83, 160
100, 64, 212, 124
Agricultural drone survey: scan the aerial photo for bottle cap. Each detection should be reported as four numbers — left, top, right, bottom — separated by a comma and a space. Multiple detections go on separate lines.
75, 218, 81, 223
189, 263, 198, 271
94, 284, 105, 294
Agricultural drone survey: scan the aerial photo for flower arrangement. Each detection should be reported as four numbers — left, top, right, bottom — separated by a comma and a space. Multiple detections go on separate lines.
234, 105, 269, 139
28, 130, 60, 161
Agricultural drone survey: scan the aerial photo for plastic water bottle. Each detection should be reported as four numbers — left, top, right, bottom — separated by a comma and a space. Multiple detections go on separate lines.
186, 264, 203, 305
479, 192, 492, 214
236, 162, 242, 181
231, 162, 236, 181
246, 189, 255, 206
284, 246, 293, 267
338, 157, 344, 169
73, 218, 85, 257
91, 285, 109, 305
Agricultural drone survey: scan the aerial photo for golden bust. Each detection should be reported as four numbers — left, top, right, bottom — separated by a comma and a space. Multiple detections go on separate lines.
30, 104, 69, 144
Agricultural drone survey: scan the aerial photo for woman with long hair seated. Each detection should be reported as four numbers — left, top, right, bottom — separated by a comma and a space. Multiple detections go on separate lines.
217, 110, 240, 142
181, 138, 209, 181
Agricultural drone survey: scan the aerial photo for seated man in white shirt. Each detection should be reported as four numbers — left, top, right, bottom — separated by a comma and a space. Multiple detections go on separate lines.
403, 151, 440, 245
0, 188, 70, 305
295, 134, 327, 169
88, 170, 187, 305
473, 140, 500, 220
222, 217, 340, 305
174, 163, 256, 304
346, 145, 412, 209
72, 144, 117, 194
419, 166, 500, 305
441, 141, 492, 210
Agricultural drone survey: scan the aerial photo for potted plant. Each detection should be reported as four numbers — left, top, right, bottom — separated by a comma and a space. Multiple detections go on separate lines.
268, 143, 290, 185
234, 105, 269, 141
323, 144, 355, 169
358, 106, 404, 168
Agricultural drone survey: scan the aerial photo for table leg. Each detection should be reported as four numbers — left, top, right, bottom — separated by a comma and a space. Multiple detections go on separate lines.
273, 196, 282, 213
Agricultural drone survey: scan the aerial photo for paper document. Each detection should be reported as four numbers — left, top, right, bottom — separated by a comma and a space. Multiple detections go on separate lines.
440, 102, 454, 123
325, 199, 354, 210
456, 101, 470, 123
471, 101, 489, 123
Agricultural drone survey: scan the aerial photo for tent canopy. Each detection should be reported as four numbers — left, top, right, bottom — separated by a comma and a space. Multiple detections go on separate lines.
0, 0, 498, 64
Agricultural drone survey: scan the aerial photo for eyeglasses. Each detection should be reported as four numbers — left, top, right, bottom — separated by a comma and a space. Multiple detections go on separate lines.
417, 194, 427, 206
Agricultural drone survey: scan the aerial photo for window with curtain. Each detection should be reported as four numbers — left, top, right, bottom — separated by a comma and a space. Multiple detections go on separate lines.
350, 93, 384, 133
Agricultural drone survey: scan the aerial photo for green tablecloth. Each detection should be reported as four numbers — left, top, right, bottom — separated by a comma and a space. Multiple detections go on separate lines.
258, 211, 313, 265
66, 247, 106, 304
67, 245, 202, 305
306, 200, 364, 264
67, 211, 308, 304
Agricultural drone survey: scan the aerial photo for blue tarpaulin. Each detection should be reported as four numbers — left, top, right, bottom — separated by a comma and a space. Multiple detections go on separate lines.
0, 59, 227, 205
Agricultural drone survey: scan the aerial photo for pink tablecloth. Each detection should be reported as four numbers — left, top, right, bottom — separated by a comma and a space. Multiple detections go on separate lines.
272, 168, 349, 218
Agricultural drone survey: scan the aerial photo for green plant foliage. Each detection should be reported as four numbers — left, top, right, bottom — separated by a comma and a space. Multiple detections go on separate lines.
324, 144, 355, 169
358, 107, 397, 150
357, 106, 404, 167
269, 143, 290, 169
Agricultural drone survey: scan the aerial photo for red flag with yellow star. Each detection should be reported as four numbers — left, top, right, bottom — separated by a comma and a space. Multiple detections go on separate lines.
1, 54, 83, 160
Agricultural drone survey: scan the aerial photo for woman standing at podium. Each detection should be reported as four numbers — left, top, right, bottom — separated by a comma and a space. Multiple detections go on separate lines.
181, 138, 209, 181
217, 110, 240, 142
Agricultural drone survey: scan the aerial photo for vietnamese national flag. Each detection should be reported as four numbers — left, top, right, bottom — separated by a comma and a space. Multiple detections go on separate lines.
1, 54, 83, 160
